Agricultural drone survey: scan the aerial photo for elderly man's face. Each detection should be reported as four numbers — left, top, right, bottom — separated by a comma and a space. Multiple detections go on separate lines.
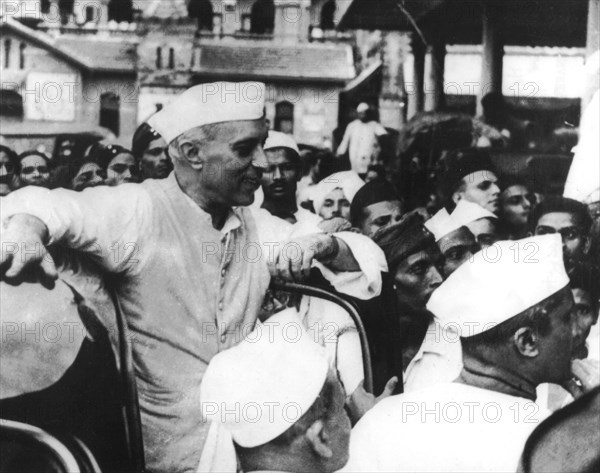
72, 162, 106, 192
359, 200, 404, 238
466, 217, 501, 249
393, 248, 444, 311
260, 148, 300, 203
456, 170, 500, 214
534, 212, 589, 274
198, 119, 268, 207
437, 227, 479, 277
141, 136, 172, 180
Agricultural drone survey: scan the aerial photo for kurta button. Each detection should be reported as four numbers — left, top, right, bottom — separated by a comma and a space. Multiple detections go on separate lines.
220, 334, 226, 343
221, 269, 226, 277
218, 302, 224, 311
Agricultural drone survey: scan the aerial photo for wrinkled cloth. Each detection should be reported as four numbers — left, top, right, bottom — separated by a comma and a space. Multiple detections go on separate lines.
2, 174, 384, 473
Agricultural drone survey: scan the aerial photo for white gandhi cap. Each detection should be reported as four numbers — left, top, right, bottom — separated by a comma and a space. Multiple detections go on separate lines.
264, 130, 300, 155
426, 235, 569, 337
148, 81, 266, 144
200, 308, 329, 448
451, 200, 497, 228
424, 208, 461, 242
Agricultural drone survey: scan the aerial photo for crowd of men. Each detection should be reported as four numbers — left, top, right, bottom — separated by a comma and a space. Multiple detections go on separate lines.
1, 79, 599, 473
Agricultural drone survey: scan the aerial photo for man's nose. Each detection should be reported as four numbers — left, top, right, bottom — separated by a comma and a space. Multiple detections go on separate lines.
273, 166, 283, 180
0, 167, 7, 177
429, 266, 444, 288
252, 147, 268, 172
490, 183, 500, 195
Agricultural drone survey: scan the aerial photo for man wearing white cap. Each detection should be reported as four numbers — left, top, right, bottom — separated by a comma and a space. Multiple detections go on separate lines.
260, 130, 322, 228
451, 199, 502, 248
344, 235, 594, 473
336, 103, 387, 176
0, 82, 384, 473
424, 207, 480, 277
199, 308, 351, 473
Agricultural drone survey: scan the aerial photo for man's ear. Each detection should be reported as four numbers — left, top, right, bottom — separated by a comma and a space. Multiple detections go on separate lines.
304, 419, 333, 460
514, 327, 539, 357
452, 192, 462, 205
179, 141, 203, 170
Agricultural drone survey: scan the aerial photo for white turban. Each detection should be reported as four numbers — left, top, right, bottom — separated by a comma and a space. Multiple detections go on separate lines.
312, 171, 365, 216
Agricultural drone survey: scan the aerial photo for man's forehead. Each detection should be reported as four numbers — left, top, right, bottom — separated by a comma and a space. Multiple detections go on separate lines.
537, 211, 577, 229
365, 200, 401, 215
264, 147, 296, 163
210, 118, 267, 142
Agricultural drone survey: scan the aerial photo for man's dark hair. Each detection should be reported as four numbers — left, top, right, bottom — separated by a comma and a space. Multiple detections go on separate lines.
0, 144, 18, 167
528, 196, 593, 235
350, 179, 400, 227
498, 174, 534, 193
461, 286, 569, 353
569, 268, 600, 314
519, 386, 600, 473
131, 122, 163, 159
435, 147, 497, 205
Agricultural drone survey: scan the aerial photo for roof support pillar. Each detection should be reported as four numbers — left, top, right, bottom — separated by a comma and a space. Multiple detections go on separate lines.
407, 34, 425, 118
583, 0, 600, 109
424, 36, 445, 112
477, 0, 504, 115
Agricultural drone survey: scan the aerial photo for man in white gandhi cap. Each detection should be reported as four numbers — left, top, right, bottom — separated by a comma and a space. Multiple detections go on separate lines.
343, 235, 599, 473
199, 308, 351, 473
0, 82, 385, 473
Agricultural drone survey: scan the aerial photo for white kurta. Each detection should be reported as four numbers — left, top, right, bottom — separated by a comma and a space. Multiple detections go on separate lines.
342, 383, 550, 473
1, 175, 385, 473
403, 320, 463, 392
337, 120, 387, 174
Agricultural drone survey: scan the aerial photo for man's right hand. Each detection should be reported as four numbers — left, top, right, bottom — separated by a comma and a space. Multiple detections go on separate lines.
1, 214, 57, 289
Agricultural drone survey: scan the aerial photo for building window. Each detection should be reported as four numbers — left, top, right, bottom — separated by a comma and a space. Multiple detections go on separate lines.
156, 47, 162, 69
4, 39, 11, 69
168, 48, 175, 69
320, 0, 336, 30
41, 0, 51, 14
188, 0, 214, 31
19, 43, 25, 70
250, 0, 274, 35
241, 13, 252, 32
100, 93, 120, 136
275, 101, 294, 134
58, 0, 74, 25
0, 90, 24, 118
108, 0, 133, 22
85, 5, 96, 23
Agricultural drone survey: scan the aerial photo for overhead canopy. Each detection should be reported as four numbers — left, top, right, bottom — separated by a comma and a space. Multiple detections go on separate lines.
339, 0, 589, 48
338, 0, 444, 31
